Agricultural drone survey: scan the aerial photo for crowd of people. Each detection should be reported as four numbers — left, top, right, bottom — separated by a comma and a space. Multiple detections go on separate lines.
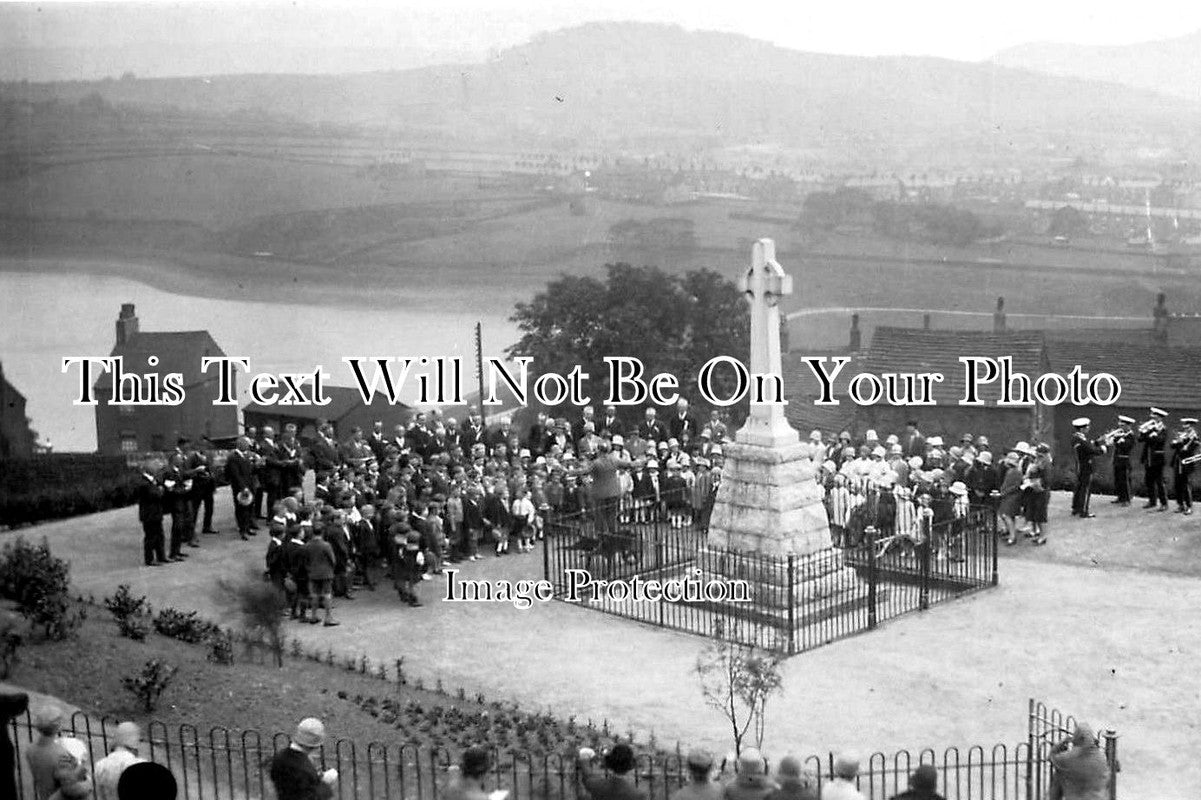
135, 400, 733, 621
133, 402, 1199, 621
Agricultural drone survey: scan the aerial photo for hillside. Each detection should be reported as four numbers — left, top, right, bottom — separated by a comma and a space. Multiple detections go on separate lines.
992, 28, 1201, 102
4, 22, 1198, 156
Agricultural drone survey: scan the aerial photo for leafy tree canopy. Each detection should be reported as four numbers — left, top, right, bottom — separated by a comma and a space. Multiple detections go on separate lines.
507, 263, 750, 424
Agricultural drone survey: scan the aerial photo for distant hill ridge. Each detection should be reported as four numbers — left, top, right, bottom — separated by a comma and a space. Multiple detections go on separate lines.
4, 21, 1198, 152
992, 28, 1201, 101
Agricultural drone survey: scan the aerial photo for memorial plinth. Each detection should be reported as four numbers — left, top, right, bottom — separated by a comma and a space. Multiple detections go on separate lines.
700, 239, 865, 629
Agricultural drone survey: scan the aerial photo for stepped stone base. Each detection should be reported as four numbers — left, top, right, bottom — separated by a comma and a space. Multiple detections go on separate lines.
707, 438, 832, 557
697, 546, 867, 618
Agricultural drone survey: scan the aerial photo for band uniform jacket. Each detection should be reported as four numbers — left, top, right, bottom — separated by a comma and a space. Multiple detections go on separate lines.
1171, 433, 1199, 476
1073, 434, 1102, 477
1111, 430, 1136, 463
1138, 425, 1166, 468
136, 474, 166, 521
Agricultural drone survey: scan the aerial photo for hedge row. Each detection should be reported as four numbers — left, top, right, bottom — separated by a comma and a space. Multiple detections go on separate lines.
0, 455, 140, 528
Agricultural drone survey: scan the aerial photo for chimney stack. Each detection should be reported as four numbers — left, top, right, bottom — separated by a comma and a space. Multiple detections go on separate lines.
849, 313, 861, 352
115, 303, 139, 346
923, 313, 931, 330
993, 297, 1006, 333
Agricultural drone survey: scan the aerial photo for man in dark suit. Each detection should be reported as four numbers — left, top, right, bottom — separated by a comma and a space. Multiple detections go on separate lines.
187, 439, 218, 536
225, 436, 257, 540
275, 428, 306, 501
636, 407, 667, 444
667, 398, 699, 442
597, 405, 623, 439
162, 454, 193, 559
366, 420, 388, 463
527, 412, 551, 457
135, 462, 168, 566
1071, 418, 1105, 517
268, 718, 336, 800
309, 423, 340, 482
461, 411, 485, 458
903, 420, 926, 460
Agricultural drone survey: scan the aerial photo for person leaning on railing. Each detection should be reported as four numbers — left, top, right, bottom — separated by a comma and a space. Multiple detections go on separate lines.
1048, 723, 1109, 800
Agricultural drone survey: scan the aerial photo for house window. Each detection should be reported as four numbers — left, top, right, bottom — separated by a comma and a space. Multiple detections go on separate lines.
120, 435, 139, 453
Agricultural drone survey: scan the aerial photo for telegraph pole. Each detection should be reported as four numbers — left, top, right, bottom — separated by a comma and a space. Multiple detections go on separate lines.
474, 322, 487, 426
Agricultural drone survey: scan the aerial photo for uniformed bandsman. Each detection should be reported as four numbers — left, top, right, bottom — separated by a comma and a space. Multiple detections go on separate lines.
1170, 417, 1198, 515
1138, 407, 1169, 511
1109, 415, 1136, 506
1071, 418, 1105, 518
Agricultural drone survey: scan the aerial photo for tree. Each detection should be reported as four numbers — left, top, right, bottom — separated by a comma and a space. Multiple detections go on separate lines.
216, 566, 288, 667
507, 264, 750, 425
695, 640, 783, 757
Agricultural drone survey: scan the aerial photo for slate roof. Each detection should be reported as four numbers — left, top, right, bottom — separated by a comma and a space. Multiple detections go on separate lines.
95, 330, 223, 391
859, 327, 1047, 405
1045, 336, 1201, 409
242, 385, 410, 422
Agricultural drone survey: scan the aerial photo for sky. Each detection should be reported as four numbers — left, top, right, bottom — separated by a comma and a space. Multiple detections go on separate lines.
3, 0, 1201, 81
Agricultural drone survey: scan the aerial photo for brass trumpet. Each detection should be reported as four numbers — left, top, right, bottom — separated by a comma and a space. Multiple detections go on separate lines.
1139, 418, 1164, 435
1182, 452, 1201, 466
1099, 427, 1130, 444
1172, 428, 1199, 447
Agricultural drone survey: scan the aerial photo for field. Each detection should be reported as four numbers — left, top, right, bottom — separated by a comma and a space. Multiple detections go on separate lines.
3, 146, 1200, 339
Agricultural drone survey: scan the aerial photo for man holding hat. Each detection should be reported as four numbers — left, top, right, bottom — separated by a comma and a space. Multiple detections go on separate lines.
268, 718, 337, 800
1070, 418, 1105, 518
1171, 416, 1199, 515
1110, 417, 1137, 506
1140, 407, 1169, 510
578, 742, 648, 800
94, 722, 146, 800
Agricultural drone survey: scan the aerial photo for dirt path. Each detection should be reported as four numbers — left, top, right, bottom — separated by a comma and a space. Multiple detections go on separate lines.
8, 490, 1199, 799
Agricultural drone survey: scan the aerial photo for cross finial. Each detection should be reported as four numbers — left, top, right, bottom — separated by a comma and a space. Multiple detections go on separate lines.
742, 238, 792, 308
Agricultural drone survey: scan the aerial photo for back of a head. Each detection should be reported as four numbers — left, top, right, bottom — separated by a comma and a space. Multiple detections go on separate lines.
832, 753, 859, 780
909, 764, 938, 794
605, 743, 636, 775
118, 761, 178, 800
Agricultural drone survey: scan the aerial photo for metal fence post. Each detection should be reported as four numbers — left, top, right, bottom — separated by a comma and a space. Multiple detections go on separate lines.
786, 554, 796, 655
919, 530, 931, 612
1025, 698, 1035, 800
865, 526, 878, 630
1103, 729, 1119, 800
990, 510, 1000, 586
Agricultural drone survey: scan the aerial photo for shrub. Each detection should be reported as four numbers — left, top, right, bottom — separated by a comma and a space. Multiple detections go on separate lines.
0, 617, 24, 679
206, 630, 235, 665
215, 567, 289, 668
153, 608, 219, 643
105, 584, 151, 641
0, 538, 83, 641
122, 659, 178, 713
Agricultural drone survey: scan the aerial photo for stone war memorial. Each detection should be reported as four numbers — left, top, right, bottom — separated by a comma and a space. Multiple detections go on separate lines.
544, 238, 999, 654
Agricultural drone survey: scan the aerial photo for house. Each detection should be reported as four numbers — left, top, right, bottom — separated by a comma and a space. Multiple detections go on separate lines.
242, 385, 412, 443
851, 326, 1049, 449
94, 304, 238, 455
0, 361, 36, 458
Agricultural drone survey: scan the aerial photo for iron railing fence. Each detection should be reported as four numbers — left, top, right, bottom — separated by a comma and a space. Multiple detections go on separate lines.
9, 703, 1115, 800
543, 489, 998, 655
